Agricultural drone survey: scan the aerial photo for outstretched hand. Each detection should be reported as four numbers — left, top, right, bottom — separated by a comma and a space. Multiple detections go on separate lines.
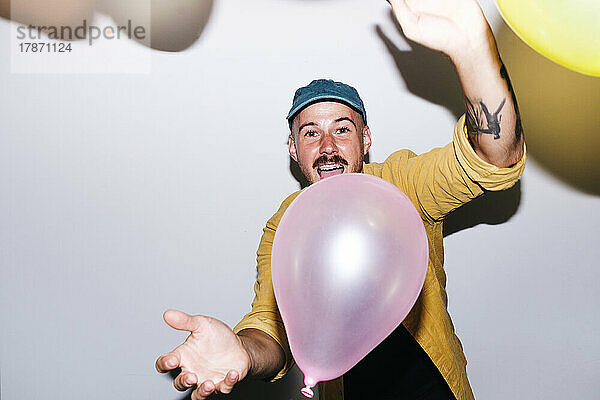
386, 0, 493, 63
156, 310, 251, 400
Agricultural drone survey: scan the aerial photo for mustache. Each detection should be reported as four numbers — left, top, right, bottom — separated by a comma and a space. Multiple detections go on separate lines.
313, 155, 349, 169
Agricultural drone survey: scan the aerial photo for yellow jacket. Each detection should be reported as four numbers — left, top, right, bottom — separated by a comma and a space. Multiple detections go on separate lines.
234, 116, 526, 400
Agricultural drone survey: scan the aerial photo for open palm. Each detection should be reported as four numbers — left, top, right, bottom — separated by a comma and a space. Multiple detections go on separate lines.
387, 0, 490, 59
156, 310, 251, 399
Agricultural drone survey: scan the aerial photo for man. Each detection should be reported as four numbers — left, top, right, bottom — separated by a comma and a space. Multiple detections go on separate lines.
155, 0, 526, 399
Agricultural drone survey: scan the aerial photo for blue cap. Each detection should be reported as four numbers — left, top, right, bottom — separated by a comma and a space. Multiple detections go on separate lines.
286, 79, 367, 130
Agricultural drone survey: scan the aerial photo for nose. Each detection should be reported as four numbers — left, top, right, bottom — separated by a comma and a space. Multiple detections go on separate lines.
319, 133, 338, 155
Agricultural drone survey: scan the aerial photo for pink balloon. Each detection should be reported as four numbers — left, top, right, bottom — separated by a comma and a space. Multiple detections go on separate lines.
272, 174, 429, 398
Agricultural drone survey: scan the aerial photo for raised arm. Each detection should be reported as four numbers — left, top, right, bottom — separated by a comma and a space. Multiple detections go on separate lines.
387, 0, 524, 167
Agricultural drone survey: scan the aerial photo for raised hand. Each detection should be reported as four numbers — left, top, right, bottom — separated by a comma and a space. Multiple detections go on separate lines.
386, 0, 492, 62
155, 310, 251, 400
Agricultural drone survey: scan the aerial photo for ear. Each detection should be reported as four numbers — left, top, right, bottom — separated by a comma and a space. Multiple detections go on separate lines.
362, 125, 372, 155
288, 133, 299, 162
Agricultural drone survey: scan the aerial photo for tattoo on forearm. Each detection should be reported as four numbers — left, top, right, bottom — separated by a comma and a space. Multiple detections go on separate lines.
465, 97, 505, 140
465, 62, 524, 142
499, 62, 523, 141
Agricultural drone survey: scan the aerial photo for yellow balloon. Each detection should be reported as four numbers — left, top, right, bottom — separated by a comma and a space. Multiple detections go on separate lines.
495, 0, 600, 77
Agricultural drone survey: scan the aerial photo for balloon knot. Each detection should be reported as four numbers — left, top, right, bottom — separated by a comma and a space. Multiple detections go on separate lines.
301, 386, 314, 398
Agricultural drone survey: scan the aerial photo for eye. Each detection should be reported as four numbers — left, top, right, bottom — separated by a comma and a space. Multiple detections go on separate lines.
304, 130, 319, 138
336, 126, 350, 134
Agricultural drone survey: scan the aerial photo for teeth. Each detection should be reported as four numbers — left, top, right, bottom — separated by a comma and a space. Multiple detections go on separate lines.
319, 164, 343, 171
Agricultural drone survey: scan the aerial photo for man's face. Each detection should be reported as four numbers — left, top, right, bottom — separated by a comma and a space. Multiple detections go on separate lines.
288, 101, 372, 185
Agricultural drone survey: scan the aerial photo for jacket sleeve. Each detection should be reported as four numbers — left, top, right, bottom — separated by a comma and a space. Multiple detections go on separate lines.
233, 191, 301, 381
377, 115, 526, 223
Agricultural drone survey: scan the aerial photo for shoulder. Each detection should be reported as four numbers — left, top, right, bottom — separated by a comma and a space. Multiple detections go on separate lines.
278, 191, 302, 213
384, 149, 418, 162
363, 149, 418, 177
266, 190, 303, 230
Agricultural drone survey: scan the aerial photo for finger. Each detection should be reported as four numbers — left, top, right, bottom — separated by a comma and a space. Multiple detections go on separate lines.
155, 352, 181, 373
163, 309, 206, 333
191, 380, 215, 400
387, 0, 453, 51
173, 372, 198, 392
404, 0, 449, 17
217, 370, 239, 394
388, 0, 419, 32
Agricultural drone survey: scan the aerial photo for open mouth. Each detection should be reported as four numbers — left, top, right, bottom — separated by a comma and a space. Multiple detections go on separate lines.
317, 163, 345, 180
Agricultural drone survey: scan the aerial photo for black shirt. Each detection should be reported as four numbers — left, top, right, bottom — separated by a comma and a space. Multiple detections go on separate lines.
343, 324, 457, 400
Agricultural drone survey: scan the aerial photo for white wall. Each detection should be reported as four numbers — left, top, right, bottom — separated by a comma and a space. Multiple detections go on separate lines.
1, 1, 598, 399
